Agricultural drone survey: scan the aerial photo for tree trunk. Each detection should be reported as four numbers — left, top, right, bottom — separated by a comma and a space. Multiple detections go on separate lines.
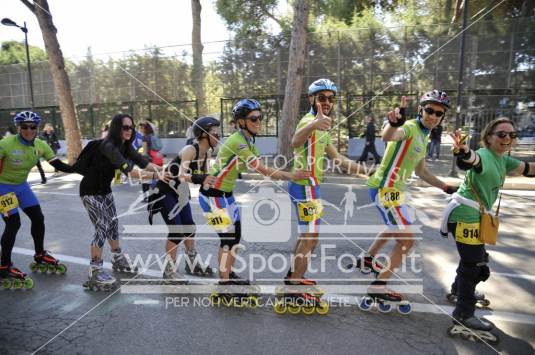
21, 0, 82, 163
191, 0, 207, 115
277, 0, 310, 164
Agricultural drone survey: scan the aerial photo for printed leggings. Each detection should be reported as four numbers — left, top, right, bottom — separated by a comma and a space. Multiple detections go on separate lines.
81, 193, 119, 248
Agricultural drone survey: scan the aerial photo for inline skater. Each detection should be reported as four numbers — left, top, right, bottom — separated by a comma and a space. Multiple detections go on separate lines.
0, 111, 74, 289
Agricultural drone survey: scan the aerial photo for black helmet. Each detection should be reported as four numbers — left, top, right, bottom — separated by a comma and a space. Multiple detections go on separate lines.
232, 99, 261, 121
192, 116, 220, 139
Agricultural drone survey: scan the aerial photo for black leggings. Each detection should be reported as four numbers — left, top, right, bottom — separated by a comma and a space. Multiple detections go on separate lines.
1, 205, 45, 266
448, 222, 489, 318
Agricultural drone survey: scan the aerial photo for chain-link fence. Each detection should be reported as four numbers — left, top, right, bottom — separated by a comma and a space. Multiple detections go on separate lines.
0, 19, 533, 146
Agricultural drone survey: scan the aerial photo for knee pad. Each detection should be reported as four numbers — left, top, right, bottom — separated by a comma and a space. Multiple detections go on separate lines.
459, 264, 481, 284
219, 221, 241, 249
479, 265, 490, 282
168, 233, 185, 245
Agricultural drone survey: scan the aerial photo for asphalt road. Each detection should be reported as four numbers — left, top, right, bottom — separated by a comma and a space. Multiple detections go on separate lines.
1, 173, 534, 355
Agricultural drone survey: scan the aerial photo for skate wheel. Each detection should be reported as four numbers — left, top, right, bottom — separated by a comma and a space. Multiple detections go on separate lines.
47, 264, 57, 273
377, 302, 392, 313
302, 305, 315, 315
358, 297, 373, 311
360, 267, 372, 274
288, 304, 301, 314
397, 302, 411, 315
446, 293, 457, 303
315, 301, 329, 315
29, 262, 37, 272
479, 299, 490, 307
24, 278, 34, 289
446, 325, 459, 338
37, 264, 47, 273
274, 300, 287, 314
2, 278, 13, 289
477, 332, 499, 344
210, 293, 220, 306
248, 297, 259, 308
12, 278, 23, 289
56, 264, 67, 275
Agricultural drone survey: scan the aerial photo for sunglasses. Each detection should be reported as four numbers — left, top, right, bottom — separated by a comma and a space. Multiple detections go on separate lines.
423, 107, 445, 117
316, 95, 336, 104
246, 114, 263, 123
20, 124, 37, 130
493, 131, 518, 139
122, 125, 133, 131
209, 133, 220, 139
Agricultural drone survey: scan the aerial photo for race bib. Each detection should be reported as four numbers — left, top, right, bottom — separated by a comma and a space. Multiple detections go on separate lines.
205, 208, 231, 231
455, 222, 483, 245
378, 187, 404, 208
297, 200, 323, 222
0, 192, 19, 216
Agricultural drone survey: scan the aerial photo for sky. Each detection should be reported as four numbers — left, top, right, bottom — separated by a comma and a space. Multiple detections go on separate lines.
0, 0, 233, 62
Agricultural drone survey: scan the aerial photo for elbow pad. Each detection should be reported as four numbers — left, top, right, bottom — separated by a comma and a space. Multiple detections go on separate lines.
522, 162, 535, 177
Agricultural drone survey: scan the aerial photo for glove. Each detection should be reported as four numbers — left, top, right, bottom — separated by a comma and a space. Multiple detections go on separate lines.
388, 107, 406, 128
442, 185, 458, 194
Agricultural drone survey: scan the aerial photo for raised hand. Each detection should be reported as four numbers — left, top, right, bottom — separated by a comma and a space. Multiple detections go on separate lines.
387, 96, 407, 127
449, 129, 469, 154
314, 102, 332, 131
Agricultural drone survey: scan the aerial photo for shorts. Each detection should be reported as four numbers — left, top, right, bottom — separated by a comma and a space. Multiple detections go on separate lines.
369, 187, 413, 229
0, 182, 39, 216
199, 189, 239, 233
288, 182, 322, 234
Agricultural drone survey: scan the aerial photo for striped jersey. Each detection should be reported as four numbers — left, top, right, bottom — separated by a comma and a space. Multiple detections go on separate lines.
292, 112, 332, 186
209, 130, 260, 192
368, 119, 428, 190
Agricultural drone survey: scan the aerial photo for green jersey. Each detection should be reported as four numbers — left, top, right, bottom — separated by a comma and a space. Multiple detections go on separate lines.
292, 112, 332, 186
210, 130, 260, 192
0, 135, 55, 185
368, 119, 428, 190
449, 148, 521, 223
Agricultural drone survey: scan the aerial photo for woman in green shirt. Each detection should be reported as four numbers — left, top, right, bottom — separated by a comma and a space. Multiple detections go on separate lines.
443, 117, 535, 342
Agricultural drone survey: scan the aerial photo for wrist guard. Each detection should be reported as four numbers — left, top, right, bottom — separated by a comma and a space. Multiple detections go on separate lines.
191, 174, 207, 185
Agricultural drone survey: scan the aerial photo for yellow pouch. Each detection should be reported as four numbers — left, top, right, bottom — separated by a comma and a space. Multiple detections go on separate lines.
479, 213, 499, 245
297, 200, 323, 222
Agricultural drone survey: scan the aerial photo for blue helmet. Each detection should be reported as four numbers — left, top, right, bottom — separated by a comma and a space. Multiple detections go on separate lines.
232, 99, 261, 121
420, 90, 450, 109
14, 111, 41, 125
308, 78, 337, 96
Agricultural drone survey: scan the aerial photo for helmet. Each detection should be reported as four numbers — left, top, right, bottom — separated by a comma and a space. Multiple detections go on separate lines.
419, 90, 450, 109
232, 99, 261, 121
308, 78, 337, 96
14, 111, 41, 125
192, 116, 220, 139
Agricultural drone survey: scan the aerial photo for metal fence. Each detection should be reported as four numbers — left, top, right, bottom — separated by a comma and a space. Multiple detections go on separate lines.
0, 100, 198, 139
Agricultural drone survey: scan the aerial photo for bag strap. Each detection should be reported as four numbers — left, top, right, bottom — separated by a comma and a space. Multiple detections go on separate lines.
467, 171, 502, 217
467, 173, 485, 214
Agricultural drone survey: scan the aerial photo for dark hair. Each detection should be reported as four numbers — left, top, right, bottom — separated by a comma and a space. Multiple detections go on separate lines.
105, 114, 136, 157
